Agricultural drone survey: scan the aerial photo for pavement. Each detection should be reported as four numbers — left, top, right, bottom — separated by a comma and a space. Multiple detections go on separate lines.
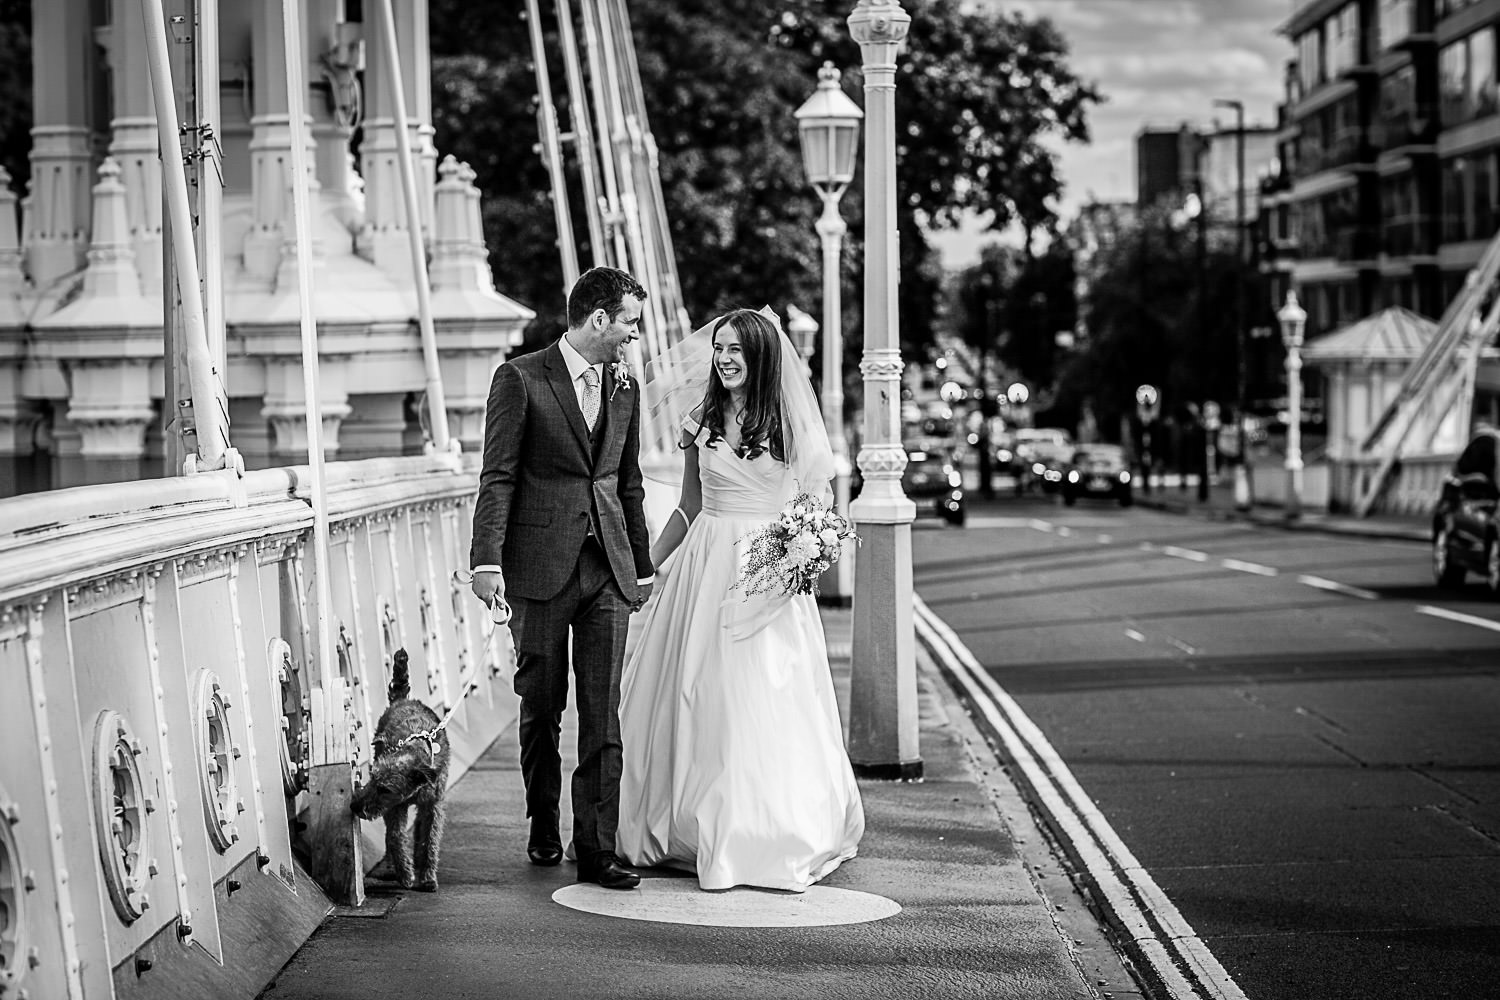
257, 608, 1142, 1000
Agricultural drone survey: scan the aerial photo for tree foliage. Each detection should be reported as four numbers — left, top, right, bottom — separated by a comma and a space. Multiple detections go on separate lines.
425, 0, 1099, 355
1055, 206, 1243, 435
949, 240, 1076, 408
0, 0, 31, 195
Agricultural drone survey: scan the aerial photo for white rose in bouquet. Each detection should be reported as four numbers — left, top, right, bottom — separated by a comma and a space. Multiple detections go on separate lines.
786, 533, 820, 567
818, 527, 841, 550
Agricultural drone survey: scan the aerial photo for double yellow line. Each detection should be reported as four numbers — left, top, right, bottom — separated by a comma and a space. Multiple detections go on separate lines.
912, 595, 1247, 1000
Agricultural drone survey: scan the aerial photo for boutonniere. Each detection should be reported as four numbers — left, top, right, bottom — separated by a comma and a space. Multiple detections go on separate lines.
609, 361, 632, 400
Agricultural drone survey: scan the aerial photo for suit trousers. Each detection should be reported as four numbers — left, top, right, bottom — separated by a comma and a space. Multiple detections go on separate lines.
508, 535, 631, 861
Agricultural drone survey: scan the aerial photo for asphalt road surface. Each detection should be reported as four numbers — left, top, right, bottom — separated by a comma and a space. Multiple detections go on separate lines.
912, 495, 1500, 1000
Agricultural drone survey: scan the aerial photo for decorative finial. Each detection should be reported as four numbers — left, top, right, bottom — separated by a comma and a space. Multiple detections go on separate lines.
818, 61, 841, 86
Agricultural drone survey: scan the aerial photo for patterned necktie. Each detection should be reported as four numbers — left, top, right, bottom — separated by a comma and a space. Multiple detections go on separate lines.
580, 367, 601, 432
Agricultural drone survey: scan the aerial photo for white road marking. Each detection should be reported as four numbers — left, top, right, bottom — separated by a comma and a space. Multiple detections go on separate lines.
1416, 604, 1500, 633
1221, 558, 1278, 577
1296, 574, 1379, 601
963, 516, 1043, 528
912, 597, 1247, 1000
1166, 636, 1198, 655
1097, 533, 1114, 544
1161, 546, 1210, 562
1056, 525, 1074, 537
1124, 628, 1147, 642
1138, 541, 1155, 552
1030, 519, 1056, 533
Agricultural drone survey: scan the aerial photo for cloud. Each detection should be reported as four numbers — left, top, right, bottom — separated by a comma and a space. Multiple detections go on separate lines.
934, 1, 1291, 266
990, 1, 1288, 208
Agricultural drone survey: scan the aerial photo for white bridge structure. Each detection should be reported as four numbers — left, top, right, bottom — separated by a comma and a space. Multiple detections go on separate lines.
0, 0, 922, 995
0, 1, 535, 997
2, 0, 532, 486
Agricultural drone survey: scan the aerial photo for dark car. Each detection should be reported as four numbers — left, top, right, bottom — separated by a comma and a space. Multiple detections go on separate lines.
1432, 429, 1500, 591
1060, 444, 1133, 507
1020, 440, 1074, 495
902, 449, 966, 525
1010, 429, 1073, 494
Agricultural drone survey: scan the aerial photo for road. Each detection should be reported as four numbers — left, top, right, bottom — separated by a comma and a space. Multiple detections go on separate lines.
910, 495, 1500, 1000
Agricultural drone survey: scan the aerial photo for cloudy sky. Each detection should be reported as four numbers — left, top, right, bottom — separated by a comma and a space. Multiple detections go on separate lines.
930, 0, 1294, 266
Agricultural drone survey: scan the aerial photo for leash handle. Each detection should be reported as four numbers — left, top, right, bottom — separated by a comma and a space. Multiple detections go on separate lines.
453, 568, 512, 625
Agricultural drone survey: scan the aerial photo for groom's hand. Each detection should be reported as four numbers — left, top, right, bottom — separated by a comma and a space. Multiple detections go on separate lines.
631, 580, 653, 611
471, 570, 505, 608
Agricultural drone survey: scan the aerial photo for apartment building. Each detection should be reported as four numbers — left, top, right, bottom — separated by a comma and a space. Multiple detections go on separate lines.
1136, 125, 1201, 206
1266, 0, 1500, 338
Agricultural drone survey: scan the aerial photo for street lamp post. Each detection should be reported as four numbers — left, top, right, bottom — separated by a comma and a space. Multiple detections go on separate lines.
1135, 384, 1160, 493
1214, 97, 1252, 512
846, 0, 920, 780
1278, 290, 1307, 521
1178, 179, 1212, 503
786, 304, 819, 375
795, 61, 863, 606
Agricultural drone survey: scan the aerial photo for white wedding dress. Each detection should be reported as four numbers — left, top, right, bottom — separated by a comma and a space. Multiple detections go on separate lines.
617, 427, 865, 892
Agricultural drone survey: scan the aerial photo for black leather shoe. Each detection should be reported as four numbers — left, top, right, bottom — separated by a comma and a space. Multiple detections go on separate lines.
577, 853, 640, 890
527, 843, 563, 867
527, 817, 563, 867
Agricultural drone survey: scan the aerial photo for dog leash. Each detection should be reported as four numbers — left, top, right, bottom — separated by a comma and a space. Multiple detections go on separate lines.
389, 571, 511, 760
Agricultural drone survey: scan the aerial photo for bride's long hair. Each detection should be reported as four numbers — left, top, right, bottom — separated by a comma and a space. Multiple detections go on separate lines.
697, 309, 785, 462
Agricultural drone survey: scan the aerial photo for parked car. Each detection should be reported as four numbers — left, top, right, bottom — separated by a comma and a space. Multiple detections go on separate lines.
902, 449, 966, 526
1432, 429, 1500, 591
1061, 444, 1133, 507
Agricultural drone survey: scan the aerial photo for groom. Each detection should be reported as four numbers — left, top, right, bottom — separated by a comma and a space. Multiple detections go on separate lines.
470, 266, 655, 890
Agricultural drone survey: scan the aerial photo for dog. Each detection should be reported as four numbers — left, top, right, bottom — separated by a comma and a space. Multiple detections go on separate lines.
351, 648, 450, 892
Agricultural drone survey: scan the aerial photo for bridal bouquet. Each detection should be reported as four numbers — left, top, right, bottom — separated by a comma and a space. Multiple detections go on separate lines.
733, 492, 855, 598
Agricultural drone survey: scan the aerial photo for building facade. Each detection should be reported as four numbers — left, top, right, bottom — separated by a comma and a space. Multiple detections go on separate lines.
1135, 125, 1200, 206
1197, 125, 1279, 223
1267, 0, 1500, 339
0, 0, 533, 498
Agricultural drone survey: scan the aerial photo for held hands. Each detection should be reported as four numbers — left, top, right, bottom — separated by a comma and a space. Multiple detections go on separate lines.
632, 580, 654, 612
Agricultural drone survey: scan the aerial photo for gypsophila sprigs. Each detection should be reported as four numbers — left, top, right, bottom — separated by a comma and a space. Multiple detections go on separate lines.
732, 491, 856, 598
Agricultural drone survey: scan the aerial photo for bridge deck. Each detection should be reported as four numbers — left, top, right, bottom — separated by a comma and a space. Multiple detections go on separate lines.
257, 608, 1116, 1000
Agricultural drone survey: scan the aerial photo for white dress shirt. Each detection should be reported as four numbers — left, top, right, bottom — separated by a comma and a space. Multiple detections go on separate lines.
474, 334, 653, 587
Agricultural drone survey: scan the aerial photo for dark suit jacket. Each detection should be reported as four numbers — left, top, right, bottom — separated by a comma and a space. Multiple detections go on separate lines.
469, 341, 653, 601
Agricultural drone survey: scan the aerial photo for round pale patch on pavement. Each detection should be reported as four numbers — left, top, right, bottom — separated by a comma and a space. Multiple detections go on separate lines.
552, 877, 901, 927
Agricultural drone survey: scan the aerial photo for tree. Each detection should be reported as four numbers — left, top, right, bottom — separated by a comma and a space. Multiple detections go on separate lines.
0, 0, 31, 195
999, 240, 1075, 395
426, 0, 1099, 357
1055, 204, 1242, 438
945, 237, 1074, 429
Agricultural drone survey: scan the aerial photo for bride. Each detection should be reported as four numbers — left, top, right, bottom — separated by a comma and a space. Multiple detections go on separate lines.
616, 307, 865, 892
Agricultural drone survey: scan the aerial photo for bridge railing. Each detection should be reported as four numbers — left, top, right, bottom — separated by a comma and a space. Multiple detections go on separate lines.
0, 454, 515, 1000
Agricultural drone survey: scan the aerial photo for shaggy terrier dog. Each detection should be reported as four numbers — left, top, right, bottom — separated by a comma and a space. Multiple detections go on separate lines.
351, 649, 450, 892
